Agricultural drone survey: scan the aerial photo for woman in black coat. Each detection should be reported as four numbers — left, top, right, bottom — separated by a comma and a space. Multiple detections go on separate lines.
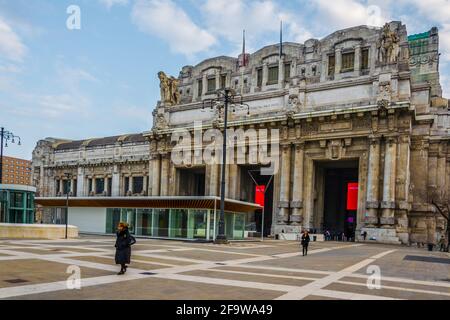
115, 222, 136, 275
301, 230, 310, 256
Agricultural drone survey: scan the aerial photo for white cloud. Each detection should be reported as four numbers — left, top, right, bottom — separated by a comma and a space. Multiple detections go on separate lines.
0, 16, 27, 62
312, 0, 389, 30
131, 0, 216, 56
200, 0, 314, 54
99, 0, 129, 10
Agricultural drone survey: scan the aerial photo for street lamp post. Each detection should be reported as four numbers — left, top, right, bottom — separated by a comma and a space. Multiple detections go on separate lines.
64, 172, 71, 239
203, 88, 249, 244
0, 127, 21, 184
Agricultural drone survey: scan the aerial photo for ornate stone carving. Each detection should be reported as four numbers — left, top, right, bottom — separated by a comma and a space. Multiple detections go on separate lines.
377, 23, 400, 64
158, 71, 180, 105
287, 94, 301, 112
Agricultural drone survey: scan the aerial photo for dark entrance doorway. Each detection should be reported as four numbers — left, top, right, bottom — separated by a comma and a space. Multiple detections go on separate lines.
177, 167, 206, 196
317, 161, 359, 241
239, 165, 274, 237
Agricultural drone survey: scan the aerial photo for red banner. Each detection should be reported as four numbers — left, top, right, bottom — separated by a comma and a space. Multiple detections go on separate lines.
346, 182, 358, 210
255, 185, 265, 207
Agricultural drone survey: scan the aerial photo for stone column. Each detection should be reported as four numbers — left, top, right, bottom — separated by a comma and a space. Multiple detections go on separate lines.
160, 153, 170, 196
59, 179, 63, 196
128, 175, 133, 195
228, 164, 239, 200
278, 144, 291, 224
365, 137, 381, 226
70, 178, 75, 195
354, 45, 361, 75
77, 167, 84, 197
215, 69, 220, 91
262, 63, 268, 89
150, 154, 161, 196
202, 73, 207, 97
381, 137, 397, 226
104, 176, 109, 196
334, 48, 342, 76
92, 177, 96, 195
278, 56, 285, 89
290, 143, 304, 225
437, 143, 447, 193
143, 173, 148, 196
112, 165, 120, 196
209, 163, 220, 196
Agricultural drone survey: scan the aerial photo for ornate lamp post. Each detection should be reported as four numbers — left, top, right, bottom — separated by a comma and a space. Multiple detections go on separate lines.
0, 127, 21, 184
203, 88, 250, 244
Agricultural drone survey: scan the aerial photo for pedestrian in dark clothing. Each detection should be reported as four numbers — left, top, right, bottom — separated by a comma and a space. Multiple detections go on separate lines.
438, 235, 446, 252
363, 231, 368, 241
115, 222, 136, 275
301, 230, 310, 256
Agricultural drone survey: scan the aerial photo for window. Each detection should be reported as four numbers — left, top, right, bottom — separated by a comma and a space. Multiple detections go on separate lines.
63, 180, 70, 194
197, 79, 203, 96
361, 49, 369, 70
284, 63, 291, 82
124, 177, 129, 194
301, 68, 305, 76
312, 65, 317, 76
341, 52, 355, 72
133, 177, 144, 194
257, 68, 263, 87
207, 77, 216, 93
268, 66, 278, 84
328, 55, 335, 76
95, 178, 104, 194
220, 74, 227, 89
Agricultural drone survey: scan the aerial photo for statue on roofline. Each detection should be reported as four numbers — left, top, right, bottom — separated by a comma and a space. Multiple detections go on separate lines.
377, 23, 400, 64
158, 71, 181, 106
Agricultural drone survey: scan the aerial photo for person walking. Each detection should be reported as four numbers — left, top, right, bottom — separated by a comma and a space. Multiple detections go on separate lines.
301, 230, 310, 256
115, 222, 136, 275
438, 235, 446, 252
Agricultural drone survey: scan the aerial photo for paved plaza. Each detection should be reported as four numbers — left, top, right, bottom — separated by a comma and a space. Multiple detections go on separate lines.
0, 236, 449, 300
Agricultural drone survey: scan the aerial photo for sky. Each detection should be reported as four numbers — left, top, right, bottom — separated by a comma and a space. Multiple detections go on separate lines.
0, 0, 449, 160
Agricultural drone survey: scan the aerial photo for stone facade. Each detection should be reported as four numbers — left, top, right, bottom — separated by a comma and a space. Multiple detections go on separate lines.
32, 22, 450, 244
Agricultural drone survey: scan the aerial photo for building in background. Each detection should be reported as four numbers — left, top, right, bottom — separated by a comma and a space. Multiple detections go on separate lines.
32, 22, 449, 244
1, 156, 32, 186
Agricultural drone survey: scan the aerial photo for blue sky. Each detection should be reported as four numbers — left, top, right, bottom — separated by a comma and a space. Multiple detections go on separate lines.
1, 0, 449, 160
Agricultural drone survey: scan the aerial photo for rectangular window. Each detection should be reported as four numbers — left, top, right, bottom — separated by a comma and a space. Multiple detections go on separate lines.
95, 178, 105, 194
257, 68, 263, 87
133, 176, 144, 194
207, 77, 216, 93
198, 79, 203, 96
63, 180, 70, 194
328, 55, 335, 76
284, 63, 291, 82
341, 52, 355, 72
124, 177, 129, 194
220, 74, 226, 89
361, 49, 369, 70
267, 66, 279, 84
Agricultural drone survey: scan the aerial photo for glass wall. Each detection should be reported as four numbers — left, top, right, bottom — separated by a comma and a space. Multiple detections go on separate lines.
104, 207, 249, 241
0, 189, 35, 224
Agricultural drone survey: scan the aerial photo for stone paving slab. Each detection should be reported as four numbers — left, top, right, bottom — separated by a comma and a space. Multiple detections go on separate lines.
324, 282, 450, 300
182, 269, 315, 287
0, 259, 114, 288
10, 277, 282, 300
215, 266, 326, 279
353, 250, 450, 282
69, 256, 170, 271
340, 276, 450, 294
153, 249, 257, 262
